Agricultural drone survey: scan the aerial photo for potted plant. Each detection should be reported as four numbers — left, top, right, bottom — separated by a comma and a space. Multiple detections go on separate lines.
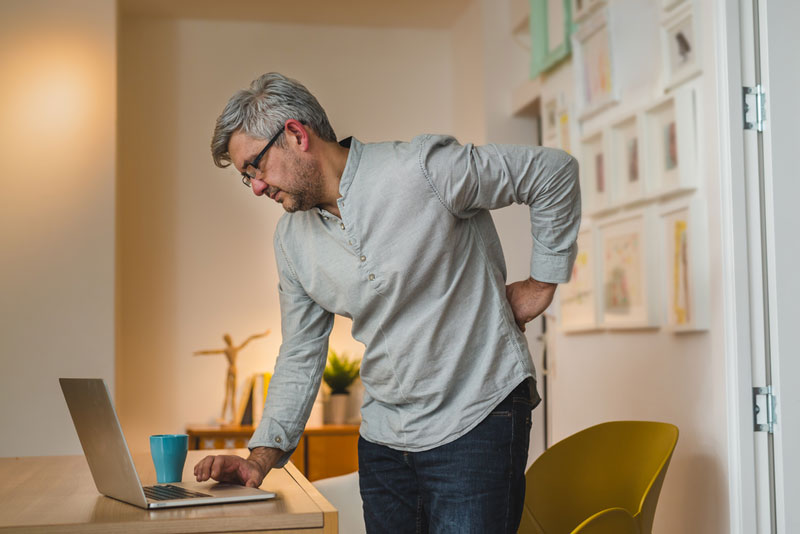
323, 349, 360, 425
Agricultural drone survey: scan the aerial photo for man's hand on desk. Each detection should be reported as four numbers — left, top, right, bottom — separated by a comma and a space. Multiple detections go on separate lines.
193, 446, 283, 488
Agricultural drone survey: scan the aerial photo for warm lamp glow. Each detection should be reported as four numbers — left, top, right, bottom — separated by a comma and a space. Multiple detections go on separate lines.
1, 34, 109, 148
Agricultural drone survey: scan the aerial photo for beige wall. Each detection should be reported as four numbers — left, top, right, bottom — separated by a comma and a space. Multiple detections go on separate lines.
117, 16, 453, 452
0, 0, 116, 457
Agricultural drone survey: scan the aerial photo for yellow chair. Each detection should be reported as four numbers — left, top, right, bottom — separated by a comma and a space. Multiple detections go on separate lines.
518, 421, 679, 534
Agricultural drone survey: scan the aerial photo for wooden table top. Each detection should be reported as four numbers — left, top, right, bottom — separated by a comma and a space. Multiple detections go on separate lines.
0, 449, 336, 533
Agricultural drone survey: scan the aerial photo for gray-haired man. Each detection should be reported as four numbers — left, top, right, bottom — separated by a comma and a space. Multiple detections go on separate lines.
194, 72, 580, 533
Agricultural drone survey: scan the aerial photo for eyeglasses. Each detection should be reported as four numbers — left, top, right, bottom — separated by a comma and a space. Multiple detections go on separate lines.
240, 127, 286, 188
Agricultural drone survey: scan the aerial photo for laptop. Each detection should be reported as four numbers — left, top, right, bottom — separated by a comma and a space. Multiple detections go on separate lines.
60, 378, 276, 509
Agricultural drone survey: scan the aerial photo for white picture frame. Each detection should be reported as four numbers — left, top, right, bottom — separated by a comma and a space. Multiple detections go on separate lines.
661, 1, 701, 91
543, 97, 559, 148
573, 8, 618, 120
658, 196, 709, 332
580, 130, 611, 214
597, 209, 660, 329
610, 113, 644, 206
560, 224, 601, 332
643, 84, 698, 198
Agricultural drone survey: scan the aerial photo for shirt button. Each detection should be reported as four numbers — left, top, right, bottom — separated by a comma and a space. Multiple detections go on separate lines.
360, 255, 366, 262
348, 240, 353, 245
275, 436, 282, 444
369, 274, 375, 281
340, 223, 345, 230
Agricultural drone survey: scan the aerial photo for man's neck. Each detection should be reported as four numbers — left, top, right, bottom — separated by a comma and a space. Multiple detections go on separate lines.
317, 141, 350, 218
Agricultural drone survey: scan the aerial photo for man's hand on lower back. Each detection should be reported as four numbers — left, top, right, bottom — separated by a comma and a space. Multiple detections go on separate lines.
193, 446, 283, 488
505, 277, 557, 332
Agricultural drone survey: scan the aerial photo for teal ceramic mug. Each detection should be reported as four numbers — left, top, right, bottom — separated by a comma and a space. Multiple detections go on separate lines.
150, 434, 188, 484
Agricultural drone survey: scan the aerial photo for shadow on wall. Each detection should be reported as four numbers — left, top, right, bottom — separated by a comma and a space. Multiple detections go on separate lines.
116, 16, 181, 451
668, 452, 728, 532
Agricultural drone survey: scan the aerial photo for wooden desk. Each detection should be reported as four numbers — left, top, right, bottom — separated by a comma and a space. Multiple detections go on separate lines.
187, 425, 360, 482
0, 449, 336, 533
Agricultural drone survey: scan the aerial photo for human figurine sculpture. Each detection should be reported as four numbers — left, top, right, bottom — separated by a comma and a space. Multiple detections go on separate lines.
194, 330, 270, 424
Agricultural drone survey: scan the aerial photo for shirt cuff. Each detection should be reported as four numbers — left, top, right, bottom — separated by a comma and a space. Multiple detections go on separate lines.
530, 243, 577, 284
248, 419, 298, 469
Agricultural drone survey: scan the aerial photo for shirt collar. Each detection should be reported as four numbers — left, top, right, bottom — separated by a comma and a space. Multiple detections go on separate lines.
337, 136, 362, 198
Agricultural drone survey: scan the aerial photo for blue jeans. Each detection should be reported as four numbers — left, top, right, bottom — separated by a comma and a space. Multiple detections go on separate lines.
358, 379, 534, 534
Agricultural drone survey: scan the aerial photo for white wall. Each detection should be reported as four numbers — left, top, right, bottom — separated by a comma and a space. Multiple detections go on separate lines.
0, 0, 117, 457
117, 16, 453, 452
543, 1, 730, 532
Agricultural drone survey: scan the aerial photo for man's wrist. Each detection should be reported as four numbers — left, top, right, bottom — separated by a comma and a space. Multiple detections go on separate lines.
247, 446, 283, 474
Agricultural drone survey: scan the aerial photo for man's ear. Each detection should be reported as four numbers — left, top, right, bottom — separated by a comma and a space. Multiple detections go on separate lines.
284, 119, 310, 151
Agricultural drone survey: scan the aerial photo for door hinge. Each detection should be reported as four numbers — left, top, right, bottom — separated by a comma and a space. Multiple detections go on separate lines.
752, 385, 777, 433
743, 85, 766, 132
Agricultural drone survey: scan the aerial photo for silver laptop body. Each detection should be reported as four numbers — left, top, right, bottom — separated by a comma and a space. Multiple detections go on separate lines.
60, 378, 275, 509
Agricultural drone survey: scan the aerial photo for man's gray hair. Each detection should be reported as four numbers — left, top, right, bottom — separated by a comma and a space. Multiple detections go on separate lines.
211, 72, 337, 168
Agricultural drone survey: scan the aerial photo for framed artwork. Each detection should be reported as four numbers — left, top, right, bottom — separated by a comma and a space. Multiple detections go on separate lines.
643, 85, 699, 197
580, 131, 610, 213
661, 2, 701, 91
610, 114, 644, 206
597, 210, 660, 329
571, 0, 605, 23
573, 8, 618, 119
560, 225, 600, 332
558, 106, 573, 154
659, 198, 709, 332
530, 0, 574, 77
543, 98, 559, 147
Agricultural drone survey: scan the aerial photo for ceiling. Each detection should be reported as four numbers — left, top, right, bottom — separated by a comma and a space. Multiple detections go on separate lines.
118, 0, 474, 29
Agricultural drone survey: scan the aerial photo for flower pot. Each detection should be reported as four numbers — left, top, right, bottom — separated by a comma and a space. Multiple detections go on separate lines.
329, 393, 349, 425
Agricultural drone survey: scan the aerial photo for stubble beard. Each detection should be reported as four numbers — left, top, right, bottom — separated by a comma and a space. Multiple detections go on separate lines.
281, 155, 325, 213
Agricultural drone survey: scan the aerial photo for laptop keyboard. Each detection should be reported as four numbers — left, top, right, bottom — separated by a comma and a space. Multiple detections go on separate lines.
144, 484, 212, 501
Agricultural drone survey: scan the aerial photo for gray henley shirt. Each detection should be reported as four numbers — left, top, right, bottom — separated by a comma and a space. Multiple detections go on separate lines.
248, 134, 581, 464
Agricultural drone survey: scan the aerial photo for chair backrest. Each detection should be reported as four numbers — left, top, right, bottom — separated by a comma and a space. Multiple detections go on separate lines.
523, 421, 678, 534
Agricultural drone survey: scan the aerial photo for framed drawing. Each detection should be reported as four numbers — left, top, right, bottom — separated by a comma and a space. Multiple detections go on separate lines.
560, 225, 600, 332
643, 85, 699, 197
580, 131, 610, 213
610, 114, 644, 206
571, 0, 605, 23
530, 0, 574, 77
543, 97, 559, 147
659, 197, 709, 332
573, 8, 618, 119
661, 1, 701, 91
597, 210, 660, 329
558, 105, 573, 154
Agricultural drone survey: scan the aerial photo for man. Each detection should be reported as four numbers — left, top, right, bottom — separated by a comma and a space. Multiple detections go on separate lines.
194, 72, 580, 533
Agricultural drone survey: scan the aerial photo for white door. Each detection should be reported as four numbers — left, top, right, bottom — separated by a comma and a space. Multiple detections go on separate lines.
720, 1, 800, 533
758, 3, 800, 533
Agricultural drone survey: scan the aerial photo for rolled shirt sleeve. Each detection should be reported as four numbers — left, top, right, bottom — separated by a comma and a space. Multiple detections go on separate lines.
418, 135, 581, 283
247, 229, 334, 467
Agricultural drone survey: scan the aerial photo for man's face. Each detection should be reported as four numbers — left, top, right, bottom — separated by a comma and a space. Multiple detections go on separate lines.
228, 130, 324, 213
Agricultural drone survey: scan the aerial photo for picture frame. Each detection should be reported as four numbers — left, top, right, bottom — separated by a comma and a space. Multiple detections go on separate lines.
571, 0, 605, 23
573, 8, 618, 119
557, 105, 573, 154
643, 85, 699, 198
560, 224, 601, 332
597, 209, 660, 329
530, 0, 574, 77
543, 97, 559, 147
661, 1, 701, 91
610, 114, 644, 206
658, 197, 709, 332
580, 130, 611, 214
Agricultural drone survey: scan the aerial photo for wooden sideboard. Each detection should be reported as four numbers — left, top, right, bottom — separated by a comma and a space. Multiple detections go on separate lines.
187, 424, 360, 482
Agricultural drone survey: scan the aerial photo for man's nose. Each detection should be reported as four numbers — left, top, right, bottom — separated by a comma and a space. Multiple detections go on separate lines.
251, 178, 269, 196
